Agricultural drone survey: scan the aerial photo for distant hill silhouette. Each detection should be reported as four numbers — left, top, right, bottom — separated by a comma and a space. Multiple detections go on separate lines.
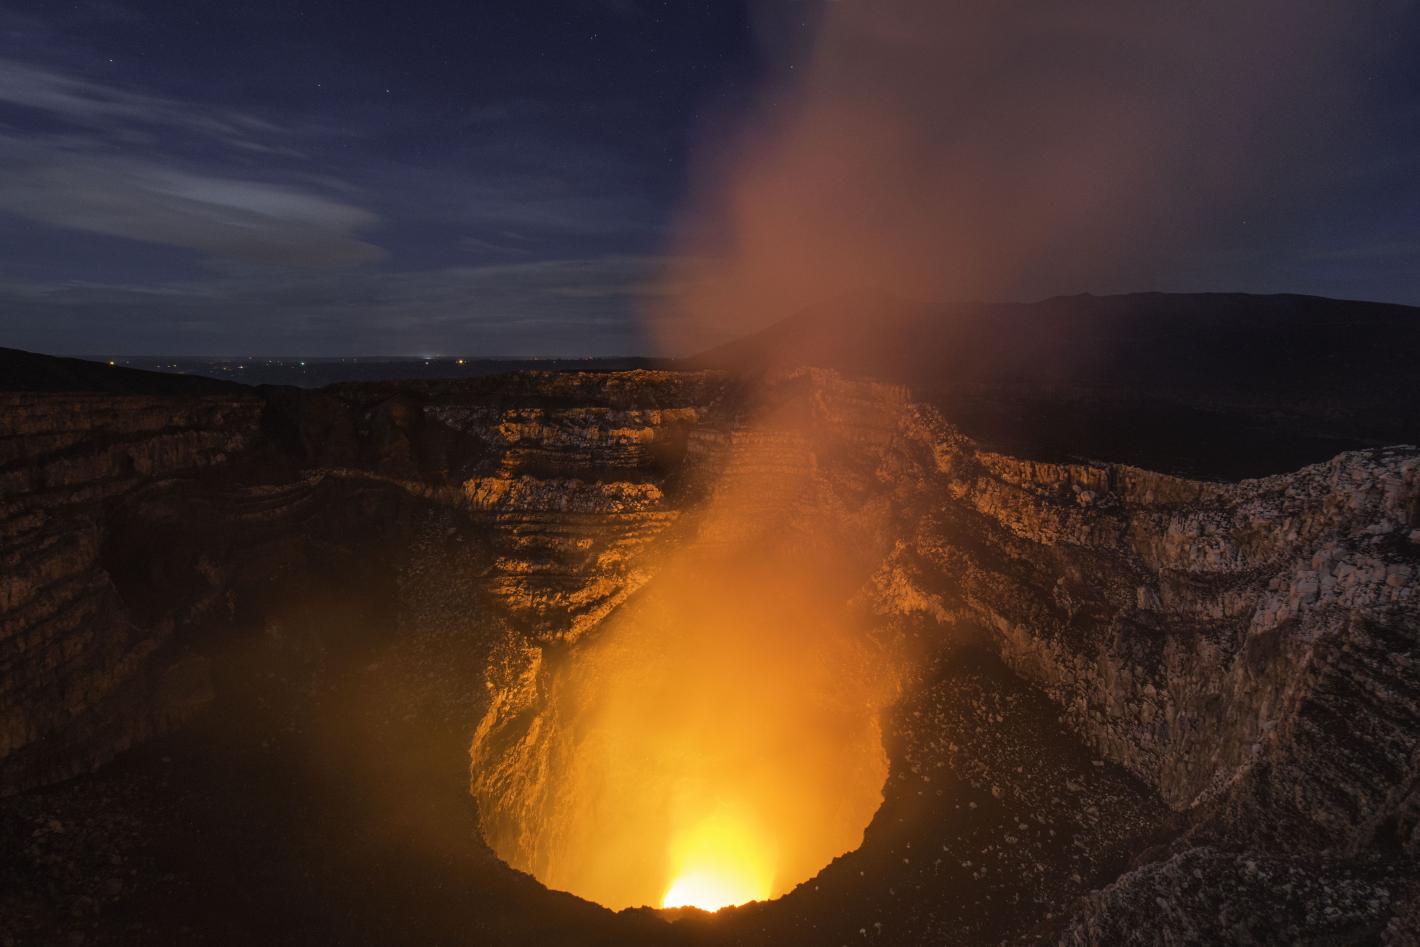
4, 291, 1416, 479
0, 349, 666, 392
693, 292, 1420, 477
0, 347, 247, 396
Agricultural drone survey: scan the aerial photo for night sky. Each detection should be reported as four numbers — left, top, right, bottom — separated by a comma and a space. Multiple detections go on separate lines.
1, 1, 1418, 357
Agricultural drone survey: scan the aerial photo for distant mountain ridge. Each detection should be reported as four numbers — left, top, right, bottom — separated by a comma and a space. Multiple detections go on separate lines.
0, 349, 663, 392
693, 291, 1420, 396
4, 291, 1417, 477
0, 347, 246, 396
690, 292, 1420, 475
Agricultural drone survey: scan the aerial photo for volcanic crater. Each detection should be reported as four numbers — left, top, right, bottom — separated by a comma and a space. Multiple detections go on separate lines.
2, 296, 1419, 945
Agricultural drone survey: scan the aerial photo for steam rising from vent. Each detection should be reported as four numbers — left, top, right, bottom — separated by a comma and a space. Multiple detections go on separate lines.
531, 553, 892, 911
471, 383, 905, 911
472, 0, 1401, 917
650, 0, 1397, 354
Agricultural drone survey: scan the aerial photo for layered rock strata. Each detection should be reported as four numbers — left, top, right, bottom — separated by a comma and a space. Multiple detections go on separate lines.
0, 371, 735, 793
0, 391, 264, 792
2, 362, 1417, 942
868, 408, 1420, 855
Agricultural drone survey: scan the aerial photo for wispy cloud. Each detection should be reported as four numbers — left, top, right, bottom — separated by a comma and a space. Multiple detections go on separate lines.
0, 57, 283, 150
0, 11, 696, 355
0, 145, 384, 266
0, 56, 384, 266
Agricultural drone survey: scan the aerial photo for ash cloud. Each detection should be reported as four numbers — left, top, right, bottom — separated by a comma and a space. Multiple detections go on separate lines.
650, 0, 1409, 352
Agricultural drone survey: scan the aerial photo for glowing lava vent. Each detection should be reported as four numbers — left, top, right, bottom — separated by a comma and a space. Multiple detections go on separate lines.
470, 552, 898, 913
470, 410, 905, 915
660, 807, 774, 910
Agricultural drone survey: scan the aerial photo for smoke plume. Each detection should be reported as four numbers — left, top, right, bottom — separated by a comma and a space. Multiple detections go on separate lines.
651, 0, 1402, 352
474, 2, 1409, 912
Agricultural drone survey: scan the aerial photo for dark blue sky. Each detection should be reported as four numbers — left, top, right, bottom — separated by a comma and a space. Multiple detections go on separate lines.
0, 0, 772, 355
0, 1, 1417, 356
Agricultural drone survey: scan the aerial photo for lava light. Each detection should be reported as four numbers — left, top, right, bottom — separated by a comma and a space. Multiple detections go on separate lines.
661, 807, 774, 911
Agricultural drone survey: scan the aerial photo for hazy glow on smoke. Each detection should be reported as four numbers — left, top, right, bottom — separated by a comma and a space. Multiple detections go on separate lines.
649, 0, 1379, 355
475, 394, 901, 912
520, 547, 894, 911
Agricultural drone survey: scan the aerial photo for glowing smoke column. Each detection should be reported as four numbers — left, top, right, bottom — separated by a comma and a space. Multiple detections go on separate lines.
473, 1, 1397, 914
473, 384, 903, 912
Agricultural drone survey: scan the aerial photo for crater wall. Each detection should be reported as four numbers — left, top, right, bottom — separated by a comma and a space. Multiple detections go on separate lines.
3, 365, 1417, 880
869, 405, 1420, 855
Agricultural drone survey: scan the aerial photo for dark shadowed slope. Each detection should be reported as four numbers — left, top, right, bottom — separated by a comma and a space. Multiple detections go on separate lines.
0, 349, 668, 392
0, 348, 247, 396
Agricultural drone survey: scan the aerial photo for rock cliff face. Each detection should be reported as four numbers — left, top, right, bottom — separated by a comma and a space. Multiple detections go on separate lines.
460, 369, 1417, 939
869, 409, 1420, 856
0, 368, 737, 795
2, 355, 1417, 943
467, 371, 912, 903
0, 391, 262, 792
424, 371, 732, 641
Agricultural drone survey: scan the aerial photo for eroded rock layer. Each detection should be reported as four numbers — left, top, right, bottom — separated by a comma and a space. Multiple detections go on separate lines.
0, 391, 262, 791
0, 371, 738, 794
868, 411, 1420, 854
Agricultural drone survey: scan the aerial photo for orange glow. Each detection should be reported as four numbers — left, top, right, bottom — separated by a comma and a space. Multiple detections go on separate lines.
471, 399, 903, 912
500, 556, 893, 912
660, 807, 774, 910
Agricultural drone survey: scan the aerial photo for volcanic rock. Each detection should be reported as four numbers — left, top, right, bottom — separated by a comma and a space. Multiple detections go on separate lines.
0, 339, 1416, 945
